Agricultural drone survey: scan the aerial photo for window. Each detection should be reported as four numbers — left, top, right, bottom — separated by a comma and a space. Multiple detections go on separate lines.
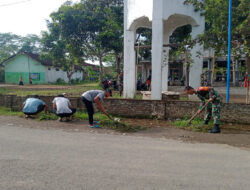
30, 73, 40, 81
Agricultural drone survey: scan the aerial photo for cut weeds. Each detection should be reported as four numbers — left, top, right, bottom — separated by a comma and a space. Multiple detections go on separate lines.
100, 119, 146, 133
171, 118, 213, 132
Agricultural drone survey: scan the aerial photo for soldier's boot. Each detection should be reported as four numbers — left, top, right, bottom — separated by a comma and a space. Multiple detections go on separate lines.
210, 124, 221, 133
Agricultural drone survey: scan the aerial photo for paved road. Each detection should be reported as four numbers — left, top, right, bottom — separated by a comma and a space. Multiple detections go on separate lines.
0, 124, 250, 190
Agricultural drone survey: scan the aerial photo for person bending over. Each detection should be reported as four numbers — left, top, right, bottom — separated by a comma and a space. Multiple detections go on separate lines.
81, 89, 112, 128
52, 94, 76, 122
185, 86, 222, 133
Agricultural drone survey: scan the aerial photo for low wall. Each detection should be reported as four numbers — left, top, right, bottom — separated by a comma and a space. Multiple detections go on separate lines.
0, 95, 250, 124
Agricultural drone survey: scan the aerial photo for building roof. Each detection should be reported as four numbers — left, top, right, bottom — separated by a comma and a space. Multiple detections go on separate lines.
1, 52, 52, 66
82, 62, 99, 72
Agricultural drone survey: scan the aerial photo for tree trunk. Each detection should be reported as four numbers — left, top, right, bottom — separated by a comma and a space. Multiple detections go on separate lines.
247, 53, 250, 75
235, 59, 239, 86
98, 56, 104, 85
186, 64, 190, 87
115, 53, 121, 86
211, 54, 216, 86
67, 65, 75, 84
67, 71, 74, 84
232, 58, 236, 86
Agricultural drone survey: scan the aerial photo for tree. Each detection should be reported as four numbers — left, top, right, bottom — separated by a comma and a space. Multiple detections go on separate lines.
19, 34, 42, 54
0, 33, 41, 63
78, 0, 124, 84
184, 0, 250, 68
40, 2, 85, 83
99, 0, 124, 85
42, 0, 124, 85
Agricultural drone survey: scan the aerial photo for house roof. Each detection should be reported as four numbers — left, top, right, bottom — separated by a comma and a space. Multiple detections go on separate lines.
24, 52, 52, 66
1, 52, 52, 66
82, 62, 99, 72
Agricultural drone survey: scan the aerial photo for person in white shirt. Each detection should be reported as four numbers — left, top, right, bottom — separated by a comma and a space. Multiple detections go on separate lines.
52, 94, 76, 122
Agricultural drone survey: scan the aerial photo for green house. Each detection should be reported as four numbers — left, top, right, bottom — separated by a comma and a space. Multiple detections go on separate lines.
2, 52, 83, 84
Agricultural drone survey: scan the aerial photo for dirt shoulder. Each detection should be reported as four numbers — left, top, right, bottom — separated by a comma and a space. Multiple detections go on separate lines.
1, 116, 250, 149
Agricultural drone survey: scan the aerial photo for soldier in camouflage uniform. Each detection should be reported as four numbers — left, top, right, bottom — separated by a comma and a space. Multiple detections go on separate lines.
185, 86, 222, 133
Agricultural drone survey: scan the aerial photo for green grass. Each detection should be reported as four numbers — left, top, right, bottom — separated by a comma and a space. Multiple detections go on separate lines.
0, 107, 23, 117
0, 82, 144, 100
179, 96, 189, 101
171, 118, 213, 132
37, 112, 109, 121
0, 82, 102, 97
0, 107, 145, 133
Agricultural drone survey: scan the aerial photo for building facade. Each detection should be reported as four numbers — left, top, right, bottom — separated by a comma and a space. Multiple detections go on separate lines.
3, 52, 83, 84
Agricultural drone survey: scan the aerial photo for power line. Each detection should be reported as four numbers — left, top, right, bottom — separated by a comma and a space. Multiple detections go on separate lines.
0, 0, 32, 8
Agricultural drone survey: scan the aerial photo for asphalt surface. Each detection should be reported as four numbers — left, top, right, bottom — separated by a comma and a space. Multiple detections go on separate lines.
0, 123, 250, 190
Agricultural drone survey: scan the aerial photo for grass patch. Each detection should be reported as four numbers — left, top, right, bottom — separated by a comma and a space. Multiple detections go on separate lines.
0, 82, 102, 97
179, 96, 189, 101
74, 112, 146, 132
0, 107, 23, 117
171, 118, 213, 132
37, 112, 108, 121
37, 112, 58, 121
100, 119, 146, 133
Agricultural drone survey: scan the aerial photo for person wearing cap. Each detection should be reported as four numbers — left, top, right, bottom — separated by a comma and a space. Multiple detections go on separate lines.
22, 95, 47, 118
185, 86, 222, 133
52, 94, 76, 122
81, 89, 112, 128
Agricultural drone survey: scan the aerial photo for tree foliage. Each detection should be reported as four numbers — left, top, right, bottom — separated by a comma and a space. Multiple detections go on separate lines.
40, 1, 85, 83
0, 33, 41, 63
41, 0, 124, 84
184, 0, 249, 58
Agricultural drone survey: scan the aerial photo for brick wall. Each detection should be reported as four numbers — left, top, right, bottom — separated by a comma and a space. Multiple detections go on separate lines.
0, 95, 250, 124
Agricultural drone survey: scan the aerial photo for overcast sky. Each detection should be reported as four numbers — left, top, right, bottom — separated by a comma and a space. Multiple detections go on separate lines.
0, 0, 78, 36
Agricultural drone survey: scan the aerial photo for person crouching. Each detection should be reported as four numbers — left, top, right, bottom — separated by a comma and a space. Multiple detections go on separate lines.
52, 94, 76, 122
22, 95, 47, 118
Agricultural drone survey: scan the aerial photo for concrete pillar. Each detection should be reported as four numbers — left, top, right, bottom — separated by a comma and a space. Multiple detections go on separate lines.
189, 26, 204, 89
151, 0, 163, 100
124, 31, 136, 98
123, 0, 136, 98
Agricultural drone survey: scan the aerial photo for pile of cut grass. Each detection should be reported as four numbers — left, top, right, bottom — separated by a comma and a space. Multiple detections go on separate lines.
100, 119, 146, 132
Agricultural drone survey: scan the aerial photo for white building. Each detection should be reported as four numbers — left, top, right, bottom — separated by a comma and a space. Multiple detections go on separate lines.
124, 0, 205, 99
